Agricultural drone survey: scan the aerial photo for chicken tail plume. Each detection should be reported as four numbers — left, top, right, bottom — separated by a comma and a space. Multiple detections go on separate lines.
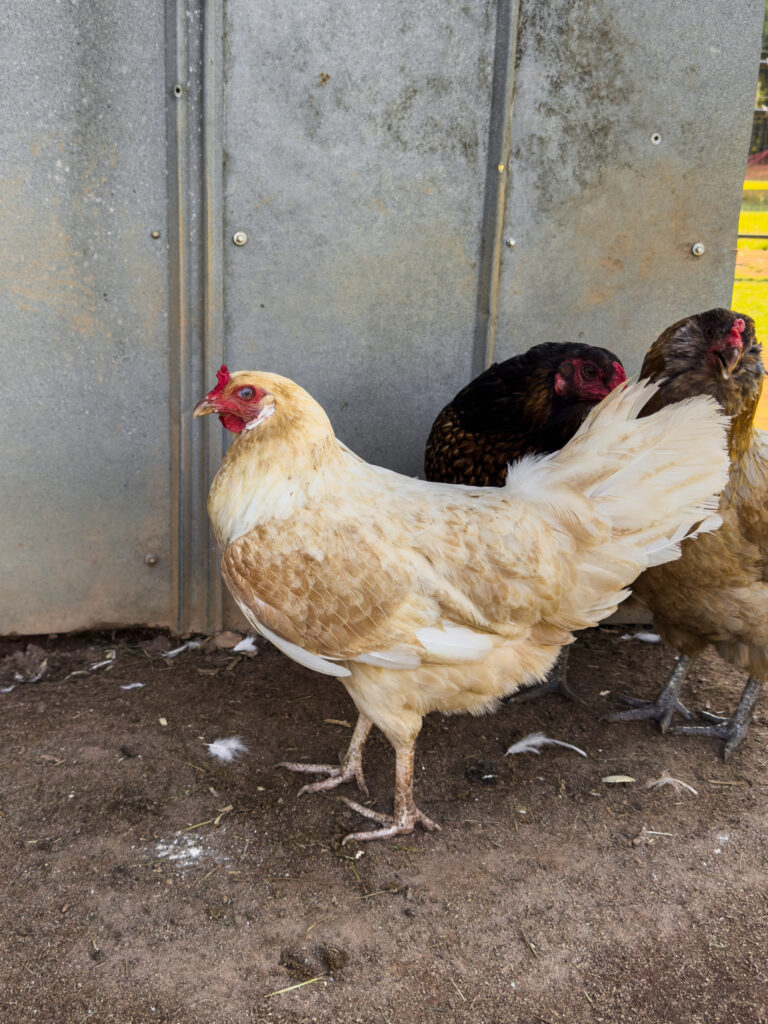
504, 379, 730, 633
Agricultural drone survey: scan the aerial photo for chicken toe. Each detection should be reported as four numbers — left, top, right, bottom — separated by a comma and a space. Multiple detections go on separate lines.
338, 739, 440, 844
609, 654, 693, 732
668, 676, 762, 759
507, 648, 581, 703
339, 796, 440, 844
278, 713, 372, 796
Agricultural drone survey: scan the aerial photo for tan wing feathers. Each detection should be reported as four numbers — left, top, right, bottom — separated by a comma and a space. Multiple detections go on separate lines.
221, 491, 580, 663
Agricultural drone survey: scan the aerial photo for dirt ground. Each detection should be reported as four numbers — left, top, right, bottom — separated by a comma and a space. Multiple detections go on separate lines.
1, 627, 767, 1024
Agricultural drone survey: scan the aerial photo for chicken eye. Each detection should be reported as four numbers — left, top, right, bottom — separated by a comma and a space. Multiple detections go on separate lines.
581, 365, 597, 379
704, 327, 715, 341
238, 386, 256, 400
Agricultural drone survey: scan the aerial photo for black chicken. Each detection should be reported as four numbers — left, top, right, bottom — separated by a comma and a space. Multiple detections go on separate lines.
424, 342, 626, 487
424, 341, 626, 699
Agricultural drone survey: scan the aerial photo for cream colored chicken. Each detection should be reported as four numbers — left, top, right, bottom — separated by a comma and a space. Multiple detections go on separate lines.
194, 366, 729, 842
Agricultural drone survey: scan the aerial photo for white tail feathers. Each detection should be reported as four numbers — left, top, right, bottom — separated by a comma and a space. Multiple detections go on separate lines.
506, 380, 730, 633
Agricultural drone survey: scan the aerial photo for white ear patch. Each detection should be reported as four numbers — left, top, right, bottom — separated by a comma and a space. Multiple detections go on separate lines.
245, 404, 275, 430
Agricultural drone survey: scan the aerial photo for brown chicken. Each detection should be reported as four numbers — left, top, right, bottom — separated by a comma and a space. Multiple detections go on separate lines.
610, 308, 766, 757
424, 342, 626, 698
424, 342, 626, 487
194, 366, 728, 841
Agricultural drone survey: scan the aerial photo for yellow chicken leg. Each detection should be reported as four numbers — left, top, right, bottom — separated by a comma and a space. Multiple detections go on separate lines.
278, 713, 372, 796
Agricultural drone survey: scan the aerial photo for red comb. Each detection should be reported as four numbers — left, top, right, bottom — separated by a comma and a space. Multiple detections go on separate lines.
207, 364, 230, 399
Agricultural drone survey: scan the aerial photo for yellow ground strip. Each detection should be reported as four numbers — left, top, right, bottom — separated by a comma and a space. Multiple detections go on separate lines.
733, 181, 768, 428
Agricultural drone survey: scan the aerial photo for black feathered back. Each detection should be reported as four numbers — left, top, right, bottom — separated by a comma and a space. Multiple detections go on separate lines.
424, 342, 624, 487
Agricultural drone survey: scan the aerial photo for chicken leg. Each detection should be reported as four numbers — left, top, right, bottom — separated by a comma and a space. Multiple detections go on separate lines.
506, 647, 580, 703
669, 676, 763, 760
339, 739, 440, 844
608, 654, 693, 731
278, 713, 372, 796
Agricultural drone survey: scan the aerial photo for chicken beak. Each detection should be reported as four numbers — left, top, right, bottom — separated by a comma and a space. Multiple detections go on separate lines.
193, 397, 218, 417
718, 346, 742, 381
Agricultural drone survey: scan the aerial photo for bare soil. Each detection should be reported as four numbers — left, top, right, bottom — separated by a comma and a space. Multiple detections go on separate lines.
1, 627, 767, 1024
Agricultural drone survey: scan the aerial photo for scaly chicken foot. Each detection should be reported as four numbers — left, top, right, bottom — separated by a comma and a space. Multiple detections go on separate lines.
507, 648, 581, 704
669, 676, 763, 760
277, 713, 372, 797
609, 654, 693, 732
338, 742, 441, 844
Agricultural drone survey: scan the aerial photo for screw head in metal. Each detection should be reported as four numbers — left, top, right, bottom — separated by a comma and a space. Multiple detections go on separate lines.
650, 132, 662, 145
691, 242, 705, 257
505, 238, 516, 249
144, 554, 159, 567
233, 231, 248, 247
150, 229, 160, 239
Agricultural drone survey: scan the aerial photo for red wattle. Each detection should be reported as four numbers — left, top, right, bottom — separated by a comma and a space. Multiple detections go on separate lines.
219, 413, 245, 433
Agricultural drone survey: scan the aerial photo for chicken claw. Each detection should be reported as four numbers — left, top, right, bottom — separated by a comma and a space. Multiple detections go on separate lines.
507, 648, 581, 704
339, 796, 440, 844
337, 739, 440, 844
278, 761, 369, 797
668, 676, 762, 760
609, 654, 693, 732
278, 713, 372, 796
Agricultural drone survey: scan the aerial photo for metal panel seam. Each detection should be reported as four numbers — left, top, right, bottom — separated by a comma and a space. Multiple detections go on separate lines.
166, 0, 209, 632
472, 0, 522, 374
165, 0, 190, 633
203, 0, 225, 630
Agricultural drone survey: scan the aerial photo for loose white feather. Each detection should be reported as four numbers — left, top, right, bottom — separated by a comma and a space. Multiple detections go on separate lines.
160, 640, 203, 659
207, 736, 249, 763
233, 635, 258, 653
505, 731, 587, 758
645, 771, 698, 796
619, 632, 661, 644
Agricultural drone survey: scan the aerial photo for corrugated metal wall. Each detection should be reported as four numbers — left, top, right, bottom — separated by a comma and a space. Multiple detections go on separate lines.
0, 0, 763, 636
0, 1, 173, 633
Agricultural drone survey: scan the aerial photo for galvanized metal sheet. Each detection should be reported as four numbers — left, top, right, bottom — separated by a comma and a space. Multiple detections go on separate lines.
0, 0, 764, 635
221, 0, 497, 475
0, 1, 171, 633
493, 0, 766, 374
